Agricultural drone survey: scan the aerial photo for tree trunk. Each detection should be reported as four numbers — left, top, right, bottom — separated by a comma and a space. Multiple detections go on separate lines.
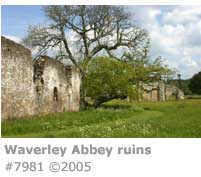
79, 74, 88, 110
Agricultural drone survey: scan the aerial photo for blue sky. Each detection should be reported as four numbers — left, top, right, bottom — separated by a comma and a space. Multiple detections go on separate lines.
2, 5, 44, 38
2, 5, 201, 79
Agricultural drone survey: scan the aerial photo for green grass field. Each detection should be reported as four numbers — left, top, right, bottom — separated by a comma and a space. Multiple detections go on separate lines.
2, 99, 201, 138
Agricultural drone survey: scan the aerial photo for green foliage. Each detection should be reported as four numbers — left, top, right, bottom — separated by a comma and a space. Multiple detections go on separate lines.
189, 71, 201, 94
2, 99, 201, 138
84, 56, 174, 107
181, 80, 192, 95
124, 53, 174, 83
84, 57, 139, 105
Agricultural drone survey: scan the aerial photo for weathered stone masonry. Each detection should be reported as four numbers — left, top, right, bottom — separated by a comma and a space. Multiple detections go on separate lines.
140, 82, 184, 101
1, 36, 80, 120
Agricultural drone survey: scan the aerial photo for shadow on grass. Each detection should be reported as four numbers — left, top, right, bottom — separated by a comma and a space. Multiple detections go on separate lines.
101, 104, 132, 110
143, 107, 151, 110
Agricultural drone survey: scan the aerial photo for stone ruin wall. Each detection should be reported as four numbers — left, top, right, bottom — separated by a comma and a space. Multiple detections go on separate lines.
70, 67, 81, 111
1, 36, 80, 120
165, 85, 184, 100
34, 56, 70, 115
141, 82, 184, 101
141, 82, 166, 101
33, 56, 80, 115
1, 36, 36, 119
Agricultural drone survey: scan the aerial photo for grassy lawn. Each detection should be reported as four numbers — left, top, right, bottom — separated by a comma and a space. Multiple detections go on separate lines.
2, 99, 201, 138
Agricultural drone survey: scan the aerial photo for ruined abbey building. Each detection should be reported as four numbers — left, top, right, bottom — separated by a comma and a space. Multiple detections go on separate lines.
1, 36, 184, 119
140, 82, 184, 101
1, 36, 80, 120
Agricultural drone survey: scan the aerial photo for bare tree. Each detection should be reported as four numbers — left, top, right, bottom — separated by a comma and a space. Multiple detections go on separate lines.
23, 5, 149, 109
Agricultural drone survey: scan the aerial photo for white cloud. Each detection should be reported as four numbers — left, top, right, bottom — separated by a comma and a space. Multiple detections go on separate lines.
178, 56, 201, 78
130, 5, 201, 79
164, 6, 201, 25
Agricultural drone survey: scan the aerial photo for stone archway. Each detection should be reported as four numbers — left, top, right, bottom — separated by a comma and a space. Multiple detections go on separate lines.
165, 85, 180, 101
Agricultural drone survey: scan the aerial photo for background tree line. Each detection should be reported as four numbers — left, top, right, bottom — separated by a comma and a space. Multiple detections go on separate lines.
166, 71, 201, 96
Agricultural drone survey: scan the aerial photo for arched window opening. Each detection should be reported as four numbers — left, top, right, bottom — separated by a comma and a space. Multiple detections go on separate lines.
36, 86, 39, 93
53, 87, 59, 101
